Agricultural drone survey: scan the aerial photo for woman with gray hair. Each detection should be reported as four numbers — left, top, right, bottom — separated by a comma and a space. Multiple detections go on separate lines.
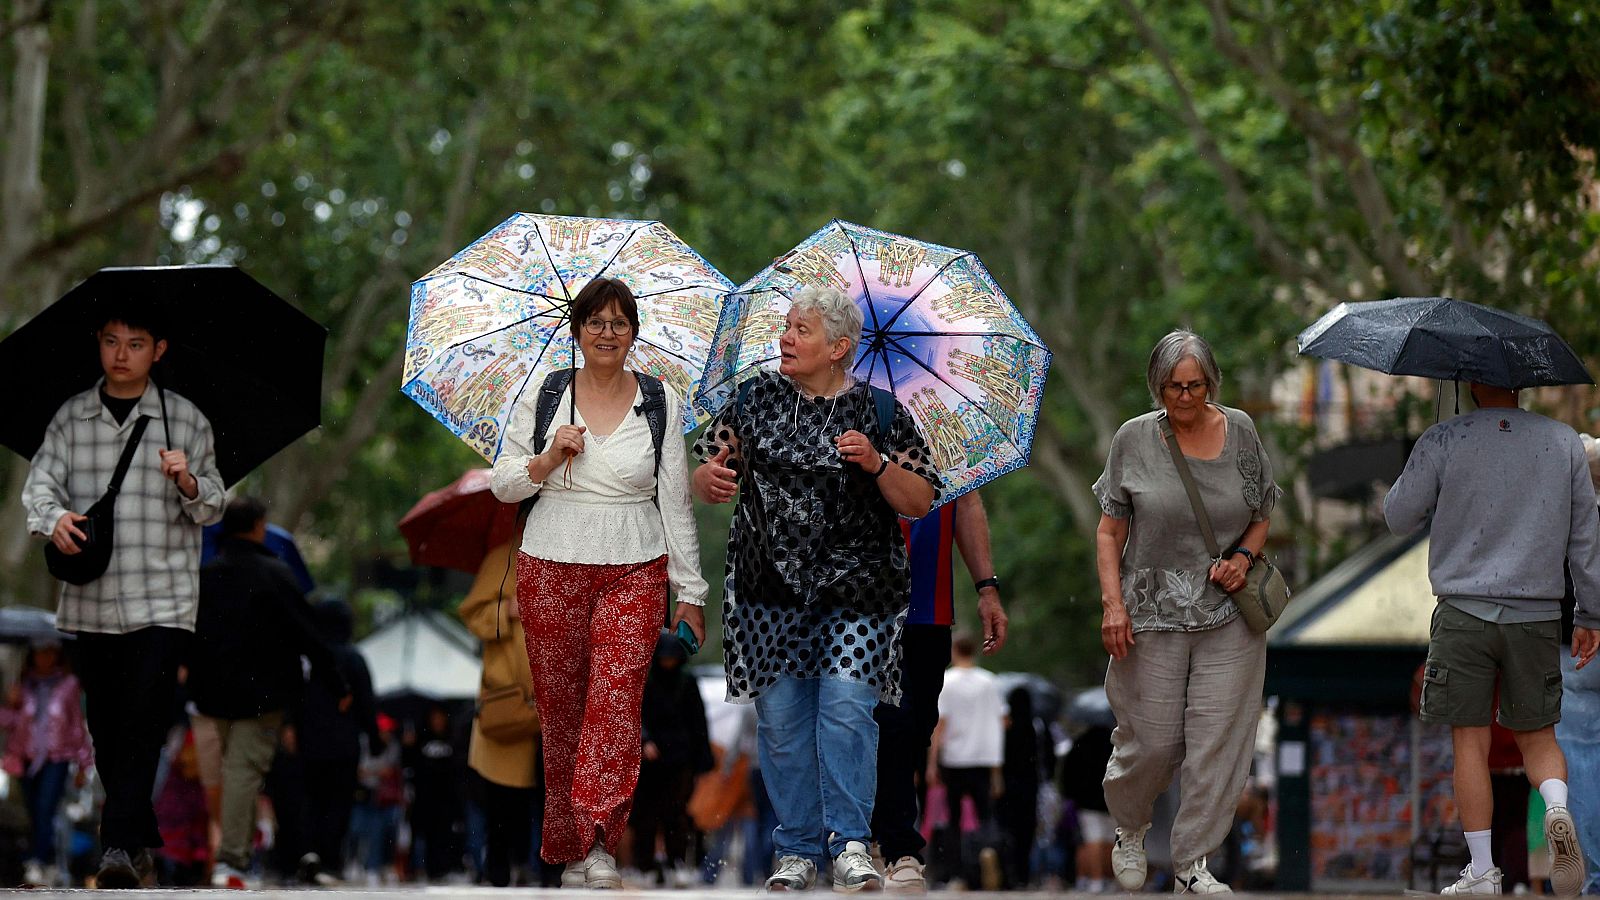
691, 285, 940, 892
1091, 329, 1282, 894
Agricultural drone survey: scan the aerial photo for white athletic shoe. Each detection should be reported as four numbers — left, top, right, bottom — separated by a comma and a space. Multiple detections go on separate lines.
1546, 805, 1586, 897
578, 842, 622, 890
1442, 864, 1503, 895
767, 855, 818, 892
1174, 857, 1232, 894
832, 841, 882, 892
1112, 823, 1151, 891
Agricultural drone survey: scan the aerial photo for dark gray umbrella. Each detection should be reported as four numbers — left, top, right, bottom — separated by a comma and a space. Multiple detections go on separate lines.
0, 606, 72, 643
1065, 685, 1115, 729
1297, 297, 1593, 390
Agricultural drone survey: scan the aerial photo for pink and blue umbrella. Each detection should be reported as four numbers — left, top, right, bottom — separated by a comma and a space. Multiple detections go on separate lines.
403, 214, 733, 459
695, 220, 1052, 502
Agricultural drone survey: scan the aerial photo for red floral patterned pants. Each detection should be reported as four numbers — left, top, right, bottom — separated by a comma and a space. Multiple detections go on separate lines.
517, 552, 666, 863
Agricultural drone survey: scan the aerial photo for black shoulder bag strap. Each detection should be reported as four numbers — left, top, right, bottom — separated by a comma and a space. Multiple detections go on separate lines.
107, 416, 154, 499
1157, 414, 1223, 562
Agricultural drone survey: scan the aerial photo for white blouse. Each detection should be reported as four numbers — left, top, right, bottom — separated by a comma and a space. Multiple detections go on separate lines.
488, 377, 708, 605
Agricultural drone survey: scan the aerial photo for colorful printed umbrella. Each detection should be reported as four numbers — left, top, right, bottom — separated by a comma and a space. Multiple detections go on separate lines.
696, 220, 1051, 502
404, 214, 732, 459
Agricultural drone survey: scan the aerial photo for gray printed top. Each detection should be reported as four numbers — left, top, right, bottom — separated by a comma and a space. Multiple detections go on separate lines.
1092, 405, 1283, 633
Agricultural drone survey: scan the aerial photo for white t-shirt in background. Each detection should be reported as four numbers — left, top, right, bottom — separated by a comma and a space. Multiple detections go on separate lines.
937, 665, 1007, 768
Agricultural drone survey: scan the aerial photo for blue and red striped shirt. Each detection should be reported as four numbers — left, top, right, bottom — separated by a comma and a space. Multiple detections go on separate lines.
901, 503, 957, 626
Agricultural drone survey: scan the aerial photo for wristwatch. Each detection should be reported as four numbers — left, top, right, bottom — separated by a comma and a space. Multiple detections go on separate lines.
1229, 547, 1255, 568
974, 576, 1000, 593
873, 452, 891, 478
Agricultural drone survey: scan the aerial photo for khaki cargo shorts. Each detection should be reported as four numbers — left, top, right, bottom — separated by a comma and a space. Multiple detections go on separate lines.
1420, 603, 1563, 731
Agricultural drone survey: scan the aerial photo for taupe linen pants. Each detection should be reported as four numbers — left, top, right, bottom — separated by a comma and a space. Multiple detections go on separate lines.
1102, 615, 1266, 870
194, 710, 284, 870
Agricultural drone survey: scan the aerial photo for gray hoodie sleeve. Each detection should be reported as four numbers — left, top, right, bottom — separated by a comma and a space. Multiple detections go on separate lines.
1566, 437, 1600, 630
1384, 427, 1443, 536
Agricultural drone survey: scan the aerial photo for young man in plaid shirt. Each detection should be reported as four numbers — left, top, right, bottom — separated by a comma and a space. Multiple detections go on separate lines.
22, 299, 226, 887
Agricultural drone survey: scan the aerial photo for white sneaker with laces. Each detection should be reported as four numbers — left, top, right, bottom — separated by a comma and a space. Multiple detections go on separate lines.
579, 842, 622, 890
883, 856, 925, 893
767, 855, 818, 892
1174, 857, 1231, 894
833, 841, 882, 892
1442, 864, 1503, 895
1546, 805, 1586, 897
1112, 823, 1151, 890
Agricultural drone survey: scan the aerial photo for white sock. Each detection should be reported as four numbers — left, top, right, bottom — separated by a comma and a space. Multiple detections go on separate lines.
1465, 829, 1495, 877
1540, 778, 1569, 810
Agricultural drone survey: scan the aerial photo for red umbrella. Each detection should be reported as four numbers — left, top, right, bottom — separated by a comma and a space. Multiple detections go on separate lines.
398, 469, 520, 574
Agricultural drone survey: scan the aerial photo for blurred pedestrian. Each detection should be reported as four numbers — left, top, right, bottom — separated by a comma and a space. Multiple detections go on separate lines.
1000, 685, 1048, 888
348, 715, 405, 885
186, 496, 349, 888
874, 491, 1009, 892
1094, 331, 1281, 894
1386, 380, 1600, 896
631, 629, 714, 887
1059, 724, 1116, 893
1, 638, 93, 887
405, 705, 465, 880
691, 287, 939, 891
929, 633, 1006, 885
293, 599, 378, 885
489, 277, 707, 889
458, 539, 540, 887
1555, 434, 1600, 894
21, 298, 226, 887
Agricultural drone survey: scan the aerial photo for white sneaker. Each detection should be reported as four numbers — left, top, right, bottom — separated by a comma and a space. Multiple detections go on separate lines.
883, 857, 925, 893
561, 864, 586, 888
1546, 805, 1586, 897
579, 842, 622, 890
211, 862, 254, 890
1174, 857, 1231, 894
832, 841, 882, 892
1113, 823, 1151, 890
1442, 864, 1503, 895
767, 855, 818, 891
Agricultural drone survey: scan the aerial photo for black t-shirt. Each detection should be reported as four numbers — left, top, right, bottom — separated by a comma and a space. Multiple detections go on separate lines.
99, 389, 138, 425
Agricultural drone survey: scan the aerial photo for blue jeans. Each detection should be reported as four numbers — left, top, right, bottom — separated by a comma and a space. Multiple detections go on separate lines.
755, 674, 880, 861
1556, 651, 1600, 894
22, 761, 70, 865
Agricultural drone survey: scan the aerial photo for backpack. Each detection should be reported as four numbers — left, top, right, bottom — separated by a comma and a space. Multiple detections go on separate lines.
734, 376, 897, 443
517, 367, 669, 522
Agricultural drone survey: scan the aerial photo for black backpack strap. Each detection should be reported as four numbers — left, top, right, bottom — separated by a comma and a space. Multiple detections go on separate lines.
530, 368, 576, 455
633, 372, 668, 474
107, 416, 153, 496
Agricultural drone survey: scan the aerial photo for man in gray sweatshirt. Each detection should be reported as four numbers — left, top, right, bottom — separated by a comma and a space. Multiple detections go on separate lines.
1386, 382, 1600, 897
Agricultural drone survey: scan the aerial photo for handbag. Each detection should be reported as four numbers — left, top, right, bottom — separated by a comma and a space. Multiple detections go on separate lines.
1158, 415, 1291, 634
44, 415, 152, 586
476, 681, 540, 742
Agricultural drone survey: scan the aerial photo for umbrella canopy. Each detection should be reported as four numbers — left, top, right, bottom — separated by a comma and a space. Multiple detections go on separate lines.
0, 266, 327, 486
0, 606, 73, 643
397, 468, 519, 575
1064, 685, 1115, 729
403, 214, 732, 459
202, 522, 315, 594
695, 220, 1052, 502
1297, 297, 1593, 390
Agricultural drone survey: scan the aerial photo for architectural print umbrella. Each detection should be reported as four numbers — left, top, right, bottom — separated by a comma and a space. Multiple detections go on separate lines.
696, 220, 1052, 502
1297, 297, 1593, 390
404, 214, 732, 459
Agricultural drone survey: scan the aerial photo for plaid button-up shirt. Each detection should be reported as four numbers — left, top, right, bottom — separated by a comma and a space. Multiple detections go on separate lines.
22, 381, 226, 634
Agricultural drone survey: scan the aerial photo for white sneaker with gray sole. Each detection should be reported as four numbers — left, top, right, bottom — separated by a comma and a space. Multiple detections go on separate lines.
1442, 864, 1502, 895
1112, 823, 1151, 891
1546, 805, 1586, 897
767, 855, 818, 892
832, 841, 882, 892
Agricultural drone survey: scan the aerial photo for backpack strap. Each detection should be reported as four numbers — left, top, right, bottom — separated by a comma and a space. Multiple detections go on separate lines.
633, 371, 668, 476
530, 368, 577, 455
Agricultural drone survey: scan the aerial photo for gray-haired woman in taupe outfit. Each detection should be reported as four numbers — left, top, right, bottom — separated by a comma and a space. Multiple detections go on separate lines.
1092, 330, 1282, 895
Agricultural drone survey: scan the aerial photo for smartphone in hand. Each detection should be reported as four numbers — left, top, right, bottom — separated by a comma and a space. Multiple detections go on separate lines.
675, 619, 701, 656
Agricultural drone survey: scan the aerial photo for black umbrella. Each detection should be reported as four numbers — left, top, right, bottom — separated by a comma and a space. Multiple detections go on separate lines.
1065, 685, 1115, 729
0, 266, 326, 485
1296, 297, 1593, 390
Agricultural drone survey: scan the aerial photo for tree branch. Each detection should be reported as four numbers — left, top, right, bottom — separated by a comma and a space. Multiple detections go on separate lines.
1200, 0, 1431, 296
